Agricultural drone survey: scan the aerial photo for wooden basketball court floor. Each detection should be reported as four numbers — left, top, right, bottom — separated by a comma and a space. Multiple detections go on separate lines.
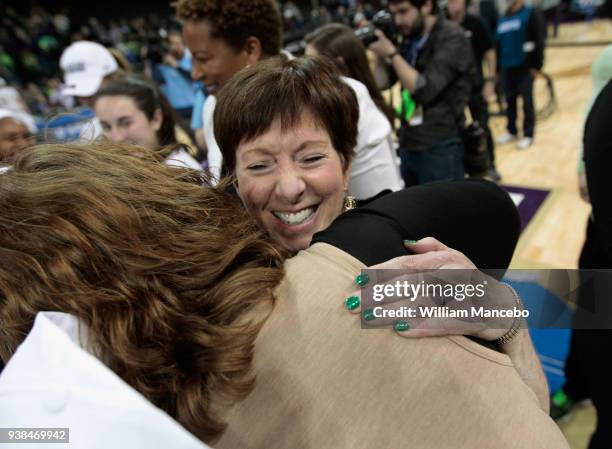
498, 20, 612, 270
488, 19, 611, 449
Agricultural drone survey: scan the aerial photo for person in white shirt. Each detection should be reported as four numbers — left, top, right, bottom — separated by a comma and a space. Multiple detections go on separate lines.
0, 143, 284, 444
304, 23, 404, 197
94, 77, 201, 169
0, 312, 212, 449
0, 142, 566, 449
177, 0, 403, 198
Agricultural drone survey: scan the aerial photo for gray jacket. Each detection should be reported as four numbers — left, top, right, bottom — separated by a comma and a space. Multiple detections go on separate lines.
398, 17, 476, 152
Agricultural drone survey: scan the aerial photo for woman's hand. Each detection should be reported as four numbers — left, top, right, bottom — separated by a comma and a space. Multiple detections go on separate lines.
344, 237, 517, 341
344, 237, 549, 412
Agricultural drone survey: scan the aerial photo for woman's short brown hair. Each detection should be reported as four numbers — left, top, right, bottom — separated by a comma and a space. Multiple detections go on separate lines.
0, 143, 286, 443
214, 55, 359, 174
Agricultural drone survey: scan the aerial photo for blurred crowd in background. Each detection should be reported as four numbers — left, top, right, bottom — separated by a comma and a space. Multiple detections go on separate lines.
0, 0, 609, 158
0, 0, 601, 114
0, 1, 379, 112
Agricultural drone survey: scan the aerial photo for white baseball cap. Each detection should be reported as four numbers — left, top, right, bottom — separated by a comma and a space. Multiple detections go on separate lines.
60, 41, 119, 97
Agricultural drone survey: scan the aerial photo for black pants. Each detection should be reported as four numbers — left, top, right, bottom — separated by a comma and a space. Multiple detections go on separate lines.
502, 66, 535, 138
468, 86, 496, 167
563, 217, 612, 449
543, 5, 561, 38
564, 328, 612, 449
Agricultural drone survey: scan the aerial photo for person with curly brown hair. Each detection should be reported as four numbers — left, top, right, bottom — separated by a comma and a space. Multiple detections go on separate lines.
0, 142, 285, 442
175, 0, 403, 199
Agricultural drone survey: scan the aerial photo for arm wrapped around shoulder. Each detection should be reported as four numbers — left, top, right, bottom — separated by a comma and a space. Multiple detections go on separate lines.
314, 179, 520, 272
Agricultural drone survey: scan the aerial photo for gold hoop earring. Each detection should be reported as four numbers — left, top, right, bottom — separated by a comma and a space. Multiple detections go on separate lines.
343, 195, 357, 211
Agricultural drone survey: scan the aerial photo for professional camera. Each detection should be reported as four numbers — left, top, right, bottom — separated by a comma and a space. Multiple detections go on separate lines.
355, 10, 397, 47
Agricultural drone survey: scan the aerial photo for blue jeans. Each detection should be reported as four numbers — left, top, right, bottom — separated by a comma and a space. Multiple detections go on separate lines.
400, 137, 465, 187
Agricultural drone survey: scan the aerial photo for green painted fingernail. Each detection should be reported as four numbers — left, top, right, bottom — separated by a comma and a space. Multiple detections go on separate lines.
363, 308, 376, 321
355, 273, 370, 286
394, 320, 410, 332
345, 295, 360, 311
403, 239, 419, 245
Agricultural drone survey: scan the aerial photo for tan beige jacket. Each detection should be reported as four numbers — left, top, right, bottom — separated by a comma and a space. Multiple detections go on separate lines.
217, 243, 569, 449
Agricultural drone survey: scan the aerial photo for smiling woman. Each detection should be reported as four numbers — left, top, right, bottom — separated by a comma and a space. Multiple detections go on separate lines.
212, 57, 556, 411
215, 55, 358, 253
94, 78, 177, 148
0, 45, 564, 448
175, 0, 403, 196
234, 111, 348, 252
93, 77, 201, 169
178, 0, 282, 96
0, 143, 567, 449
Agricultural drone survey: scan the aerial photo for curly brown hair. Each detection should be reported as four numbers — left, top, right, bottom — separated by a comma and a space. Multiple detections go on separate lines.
0, 143, 286, 443
174, 0, 282, 57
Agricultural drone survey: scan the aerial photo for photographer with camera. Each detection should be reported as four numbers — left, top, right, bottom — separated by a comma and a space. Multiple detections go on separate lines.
368, 0, 475, 186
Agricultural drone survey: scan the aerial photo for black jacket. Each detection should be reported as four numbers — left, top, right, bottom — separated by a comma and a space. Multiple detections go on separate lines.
398, 17, 476, 151
583, 79, 612, 264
